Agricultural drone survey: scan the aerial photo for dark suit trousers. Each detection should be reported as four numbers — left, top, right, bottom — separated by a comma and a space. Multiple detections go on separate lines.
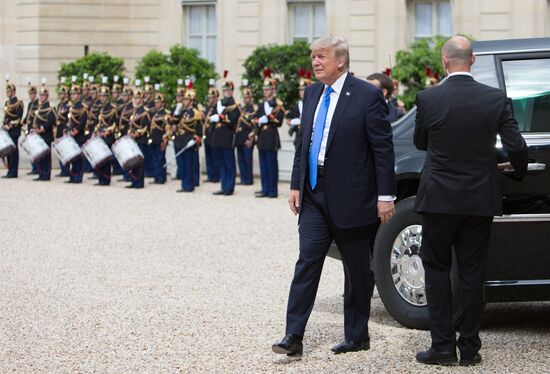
286, 176, 377, 341
420, 213, 491, 357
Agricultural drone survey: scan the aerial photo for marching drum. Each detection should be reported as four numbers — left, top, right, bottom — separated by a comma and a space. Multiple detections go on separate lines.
53, 135, 82, 166
21, 132, 50, 163
0, 128, 15, 157
82, 136, 112, 169
112, 135, 143, 170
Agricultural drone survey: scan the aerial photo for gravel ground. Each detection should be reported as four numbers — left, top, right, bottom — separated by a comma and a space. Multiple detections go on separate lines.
1, 170, 549, 373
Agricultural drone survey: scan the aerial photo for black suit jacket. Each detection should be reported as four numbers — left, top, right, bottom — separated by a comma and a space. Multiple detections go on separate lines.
290, 73, 396, 229
414, 74, 528, 216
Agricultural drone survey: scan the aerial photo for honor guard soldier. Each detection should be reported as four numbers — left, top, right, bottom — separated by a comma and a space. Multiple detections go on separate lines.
2, 75, 24, 178
24, 79, 39, 174
235, 80, 256, 185
143, 76, 155, 178
67, 83, 88, 183
117, 80, 134, 182
54, 77, 70, 177
174, 82, 203, 192
254, 69, 285, 198
95, 84, 118, 186
171, 79, 185, 180
82, 73, 92, 107
211, 71, 240, 196
149, 92, 171, 184
110, 75, 125, 175
31, 80, 56, 181
287, 69, 312, 150
203, 79, 220, 183
127, 85, 150, 189
84, 79, 102, 175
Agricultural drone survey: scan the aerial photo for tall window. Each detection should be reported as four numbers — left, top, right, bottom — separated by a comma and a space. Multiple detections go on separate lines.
411, 0, 452, 39
186, 4, 216, 64
289, 1, 325, 42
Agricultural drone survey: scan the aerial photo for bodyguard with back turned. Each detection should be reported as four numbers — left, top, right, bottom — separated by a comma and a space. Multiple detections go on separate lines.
413, 36, 528, 367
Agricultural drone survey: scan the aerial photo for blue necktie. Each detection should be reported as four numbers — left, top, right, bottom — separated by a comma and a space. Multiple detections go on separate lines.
309, 86, 333, 190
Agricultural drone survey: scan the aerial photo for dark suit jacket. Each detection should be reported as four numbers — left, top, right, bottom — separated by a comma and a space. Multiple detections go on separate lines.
290, 73, 396, 229
414, 74, 528, 216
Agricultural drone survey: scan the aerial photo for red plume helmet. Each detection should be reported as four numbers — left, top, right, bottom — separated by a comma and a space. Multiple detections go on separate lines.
263, 68, 271, 78
384, 68, 391, 76
305, 70, 312, 80
187, 81, 193, 89
434, 72, 440, 80
299, 68, 305, 78
425, 67, 432, 77
223, 70, 228, 79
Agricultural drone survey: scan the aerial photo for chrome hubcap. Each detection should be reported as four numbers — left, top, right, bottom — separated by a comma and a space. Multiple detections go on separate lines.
390, 224, 427, 306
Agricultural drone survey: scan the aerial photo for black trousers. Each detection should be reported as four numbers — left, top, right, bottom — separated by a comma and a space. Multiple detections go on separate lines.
285, 176, 378, 341
420, 213, 492, 357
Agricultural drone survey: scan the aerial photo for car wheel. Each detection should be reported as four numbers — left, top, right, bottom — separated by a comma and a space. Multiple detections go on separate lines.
373, 196, 460, 330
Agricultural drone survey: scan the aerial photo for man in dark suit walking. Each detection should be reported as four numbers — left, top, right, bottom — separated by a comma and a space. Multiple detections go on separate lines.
414, 36, 528, 367
272, 36, 396, 356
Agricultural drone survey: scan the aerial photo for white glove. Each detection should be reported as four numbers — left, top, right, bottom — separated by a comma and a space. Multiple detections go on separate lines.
174, 103, 182, 116
216, 100, 225, 115
264, 101, 273, 116
210, 114, 220, 123
258, 115, 268, 125
289, 118, 300, 126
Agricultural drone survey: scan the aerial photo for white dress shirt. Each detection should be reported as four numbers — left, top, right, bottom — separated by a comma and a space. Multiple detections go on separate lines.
311, 71, 394, 202
446, 71, 473, 78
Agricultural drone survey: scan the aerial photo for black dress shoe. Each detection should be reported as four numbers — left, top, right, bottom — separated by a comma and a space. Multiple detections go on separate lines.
223, 191, 233, 196
331, 339, 370, 354
117, 178, 131, 182
149, 181, 165, 185
416, 348, 457, 366
2, 175, 16, 178
213, 190, 225, 195
255, 192, 267, 198
64, 180, 75, 183
94, 182, 109, 186
125, 185, 135, 189
268, 195, 278, 198
460, 353, 481, 366
272, 334, 303, 357
176, 188, 193, 193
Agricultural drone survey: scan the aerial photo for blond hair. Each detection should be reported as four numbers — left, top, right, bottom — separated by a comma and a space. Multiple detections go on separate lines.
310, 36, 350, 69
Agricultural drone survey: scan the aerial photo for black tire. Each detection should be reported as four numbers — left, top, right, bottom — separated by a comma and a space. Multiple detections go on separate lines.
373, 196, 460, 330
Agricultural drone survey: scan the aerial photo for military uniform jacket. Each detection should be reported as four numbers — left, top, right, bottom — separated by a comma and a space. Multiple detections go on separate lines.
287, 100, 303, 147
150, 108, 170, 145
87, 99, 102, 137
68, 100, 88, 145
174, 107, 203, 149
212, 97, 240, 149
97, 102, 118, 146
24, 98, 39, 133
55, 99, 70, 139
129, 105, 151, 145
119, 102, 134, 137
33, 101, 56, 145
3, 96, 24, 138
235, 102, 256, 146
256, 97, 284, 151
203, 104, 217, 146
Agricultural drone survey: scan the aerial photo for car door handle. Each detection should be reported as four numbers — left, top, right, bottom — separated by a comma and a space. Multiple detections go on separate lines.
527, 162, 546, 171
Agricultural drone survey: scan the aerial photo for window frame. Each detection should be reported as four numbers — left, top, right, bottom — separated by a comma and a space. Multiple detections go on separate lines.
409, 0, 453, 41
288, 1, 325, 43
185, 4, 217, 64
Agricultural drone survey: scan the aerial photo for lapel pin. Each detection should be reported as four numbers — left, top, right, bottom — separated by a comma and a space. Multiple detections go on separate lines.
346, 91, 350, 96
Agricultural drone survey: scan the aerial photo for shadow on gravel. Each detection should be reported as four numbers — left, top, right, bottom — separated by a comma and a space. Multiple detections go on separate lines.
314, 292, 405, 329
481, 302, 550, 331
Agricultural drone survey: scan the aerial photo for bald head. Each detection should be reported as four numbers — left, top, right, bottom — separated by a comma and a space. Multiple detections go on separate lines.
442, 36, 475, 73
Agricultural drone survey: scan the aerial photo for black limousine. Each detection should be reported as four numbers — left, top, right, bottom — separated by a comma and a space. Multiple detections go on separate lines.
330, 37, 550, 329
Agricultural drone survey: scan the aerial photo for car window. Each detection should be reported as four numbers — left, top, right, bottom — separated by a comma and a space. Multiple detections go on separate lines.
471, 55, 499, 88
502, 58, 550, 132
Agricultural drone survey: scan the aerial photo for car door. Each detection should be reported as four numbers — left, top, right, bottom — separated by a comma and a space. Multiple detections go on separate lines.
487, 53, 550, 289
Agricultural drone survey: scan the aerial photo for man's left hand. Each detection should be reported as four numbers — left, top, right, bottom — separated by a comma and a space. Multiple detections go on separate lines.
378, 200, 395, 224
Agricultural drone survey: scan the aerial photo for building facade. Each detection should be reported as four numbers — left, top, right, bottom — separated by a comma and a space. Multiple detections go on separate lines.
1, 0, 549, 178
